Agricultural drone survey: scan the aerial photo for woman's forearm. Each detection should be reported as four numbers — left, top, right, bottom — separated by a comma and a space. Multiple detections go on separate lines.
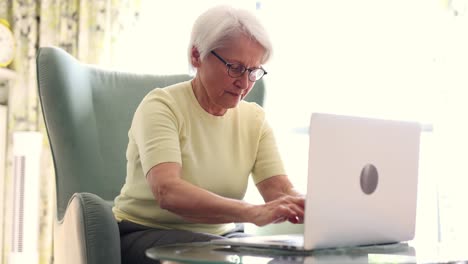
147, 162, 257, 224
257, 175, 304, 202
147, 163, 304, 226
154, 175, 255, 224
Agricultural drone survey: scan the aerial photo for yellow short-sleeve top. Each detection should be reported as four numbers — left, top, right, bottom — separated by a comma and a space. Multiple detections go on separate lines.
112, 81, 285, 235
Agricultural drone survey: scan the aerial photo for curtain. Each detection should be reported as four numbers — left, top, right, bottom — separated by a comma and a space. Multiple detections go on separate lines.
1, 0, 140, 263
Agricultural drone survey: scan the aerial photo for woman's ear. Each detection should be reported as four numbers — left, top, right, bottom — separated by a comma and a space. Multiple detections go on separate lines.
191, 46, 201, 67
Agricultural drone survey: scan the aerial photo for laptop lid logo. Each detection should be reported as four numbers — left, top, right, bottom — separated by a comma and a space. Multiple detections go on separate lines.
360, 164, 379, 195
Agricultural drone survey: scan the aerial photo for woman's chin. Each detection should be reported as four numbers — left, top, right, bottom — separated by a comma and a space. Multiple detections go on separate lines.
221, 96, 242, 108
227, 99, 242, 108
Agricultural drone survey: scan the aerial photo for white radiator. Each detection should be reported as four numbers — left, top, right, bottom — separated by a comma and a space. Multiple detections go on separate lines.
9, 132, 42, 264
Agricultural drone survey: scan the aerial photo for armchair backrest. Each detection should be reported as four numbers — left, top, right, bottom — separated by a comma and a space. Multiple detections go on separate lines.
36, 46, 265, 221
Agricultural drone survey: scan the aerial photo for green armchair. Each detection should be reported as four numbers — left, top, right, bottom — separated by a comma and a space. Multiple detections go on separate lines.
36, 46, 265, 264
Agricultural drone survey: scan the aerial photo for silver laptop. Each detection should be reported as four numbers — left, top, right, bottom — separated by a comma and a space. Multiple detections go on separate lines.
212, 112, 421, 251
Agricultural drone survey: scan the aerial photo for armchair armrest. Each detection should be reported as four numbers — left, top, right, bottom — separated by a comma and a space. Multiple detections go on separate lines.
54, 193, 121, 264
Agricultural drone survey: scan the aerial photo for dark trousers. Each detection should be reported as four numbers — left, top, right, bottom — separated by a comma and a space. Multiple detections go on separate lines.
118, 221, 248, 264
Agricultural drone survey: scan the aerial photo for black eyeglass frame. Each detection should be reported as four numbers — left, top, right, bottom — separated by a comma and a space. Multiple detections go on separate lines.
210, 51, 267, 82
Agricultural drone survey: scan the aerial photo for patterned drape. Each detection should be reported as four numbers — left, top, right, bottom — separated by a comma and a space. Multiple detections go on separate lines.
0, 0, 140, 263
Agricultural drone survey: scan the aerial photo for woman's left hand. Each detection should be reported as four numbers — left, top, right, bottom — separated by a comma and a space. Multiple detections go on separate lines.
246, 194, 304, 226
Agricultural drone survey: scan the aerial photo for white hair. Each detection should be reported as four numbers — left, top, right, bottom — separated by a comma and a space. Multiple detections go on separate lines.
188, 5, 273, 71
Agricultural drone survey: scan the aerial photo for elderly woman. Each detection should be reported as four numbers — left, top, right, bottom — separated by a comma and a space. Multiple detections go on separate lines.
113, 5, 305, 264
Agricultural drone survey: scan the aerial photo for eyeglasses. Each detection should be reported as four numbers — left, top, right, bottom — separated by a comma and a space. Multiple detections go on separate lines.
211, 51, 267, 82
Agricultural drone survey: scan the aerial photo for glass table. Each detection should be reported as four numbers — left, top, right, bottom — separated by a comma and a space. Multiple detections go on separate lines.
146, 241, 468, 264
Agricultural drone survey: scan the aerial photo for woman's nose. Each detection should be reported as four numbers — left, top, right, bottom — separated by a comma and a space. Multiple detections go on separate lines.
236, 72, 251, 90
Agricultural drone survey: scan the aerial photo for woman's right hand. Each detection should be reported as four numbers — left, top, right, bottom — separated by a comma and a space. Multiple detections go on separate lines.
248, 195, 305, 226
